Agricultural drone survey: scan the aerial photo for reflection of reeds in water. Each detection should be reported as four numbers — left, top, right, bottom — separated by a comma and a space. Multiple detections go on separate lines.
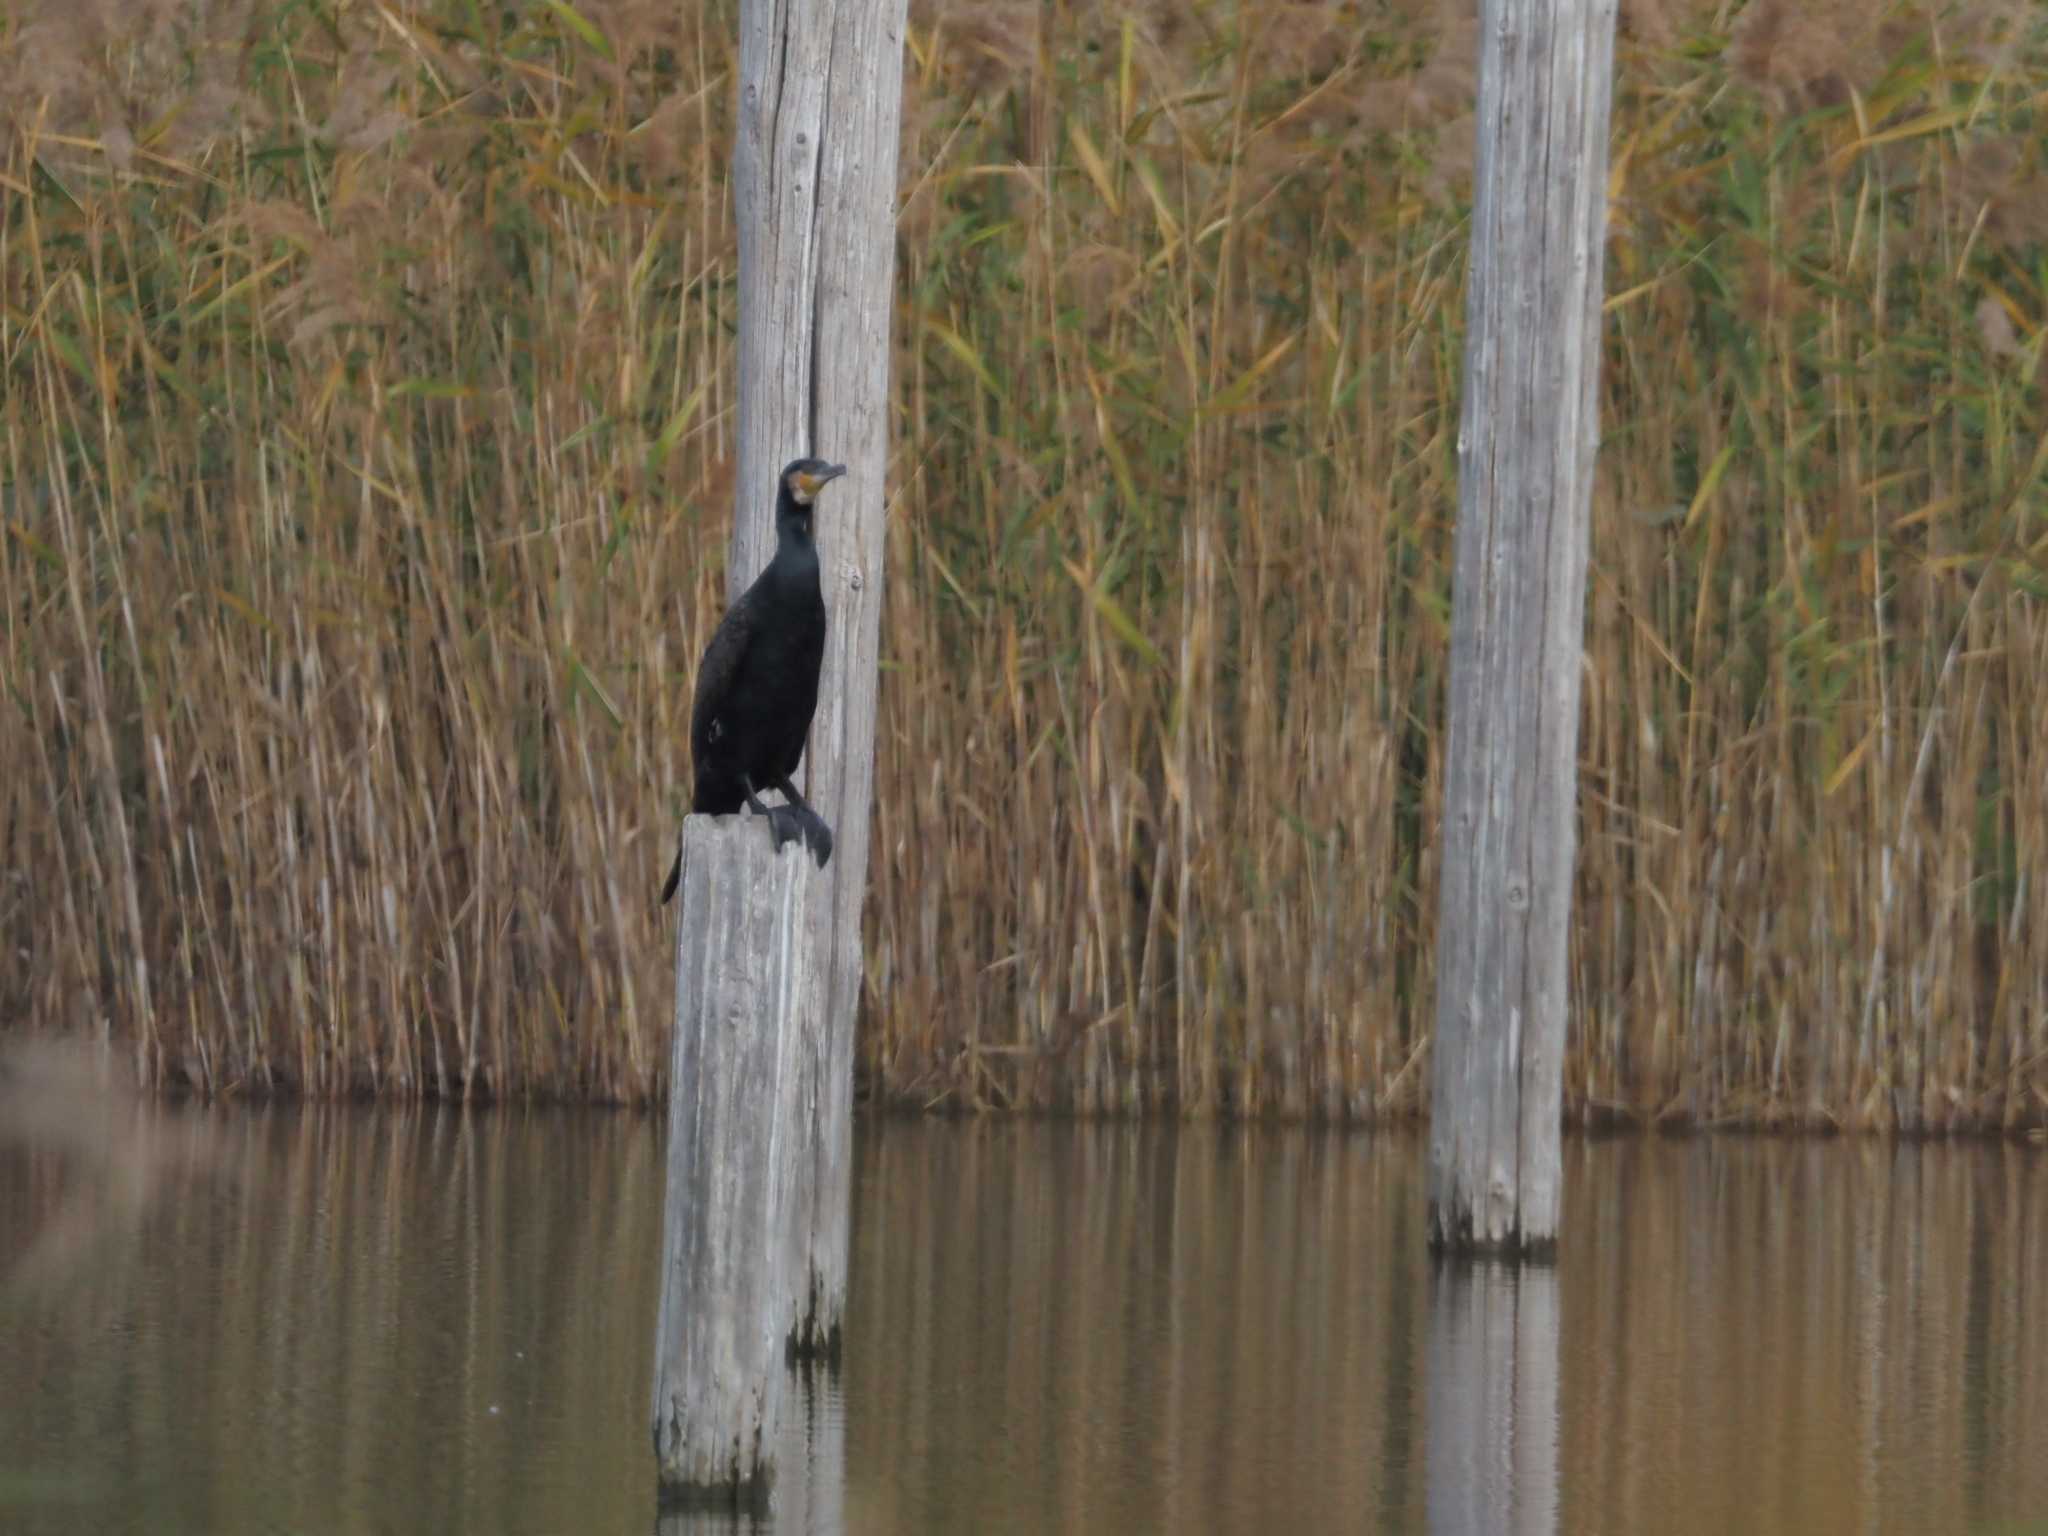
844, 1123, 2048, 1535
849, 1122, 1434, 1530
1558, 1138, 2048, 1535
0, 1095, 669, 1533
3, 0, 2046, 1124
2, 1112, 2045, 1533
0, 1038, 234, 1298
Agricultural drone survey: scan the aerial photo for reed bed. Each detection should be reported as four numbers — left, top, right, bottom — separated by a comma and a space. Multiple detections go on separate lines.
2, 0, 2044, 1127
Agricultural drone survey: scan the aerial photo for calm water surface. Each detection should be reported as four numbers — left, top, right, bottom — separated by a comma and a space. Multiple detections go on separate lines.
1, 1097, 2044, 1535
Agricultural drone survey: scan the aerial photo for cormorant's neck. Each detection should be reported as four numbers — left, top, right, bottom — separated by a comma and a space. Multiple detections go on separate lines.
775, 487, 815, 554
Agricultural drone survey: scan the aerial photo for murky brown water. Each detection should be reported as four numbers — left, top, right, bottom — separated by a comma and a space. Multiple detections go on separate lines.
1, 1099, 2044, 1534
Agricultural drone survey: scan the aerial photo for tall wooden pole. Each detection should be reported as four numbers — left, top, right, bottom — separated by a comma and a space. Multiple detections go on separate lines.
648, 1, 905, 1499
1428, 0, 1617, 1253
729, 0, 907, 1348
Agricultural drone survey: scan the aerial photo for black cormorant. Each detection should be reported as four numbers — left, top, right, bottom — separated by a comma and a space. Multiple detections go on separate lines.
660, 457, 844, 904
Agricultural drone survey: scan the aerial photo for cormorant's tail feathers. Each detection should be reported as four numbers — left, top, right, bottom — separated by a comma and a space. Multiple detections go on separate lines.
659, 840, 682, 906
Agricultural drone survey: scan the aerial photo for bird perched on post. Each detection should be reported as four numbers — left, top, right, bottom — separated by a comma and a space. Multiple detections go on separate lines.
661, 457, 844, 904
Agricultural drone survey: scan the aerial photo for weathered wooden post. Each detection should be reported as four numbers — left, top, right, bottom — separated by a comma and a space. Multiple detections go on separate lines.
728, 0, 907, 1349
1429, 0, 1618, 1252
654, 1364, 845, 1535
651, 817, 820, 1500
649, 0, 906, 1502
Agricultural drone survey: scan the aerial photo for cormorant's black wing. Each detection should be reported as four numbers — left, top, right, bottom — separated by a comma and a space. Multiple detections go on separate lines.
663, 589, 759, 905
689, 588, 758, 760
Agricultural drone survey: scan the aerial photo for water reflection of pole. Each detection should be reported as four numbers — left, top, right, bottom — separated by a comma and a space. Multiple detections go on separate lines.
1426, 1259, 1560, 1536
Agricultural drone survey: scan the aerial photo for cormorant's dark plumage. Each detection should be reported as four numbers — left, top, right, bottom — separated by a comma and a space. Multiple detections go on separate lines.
661, 457, 843, 903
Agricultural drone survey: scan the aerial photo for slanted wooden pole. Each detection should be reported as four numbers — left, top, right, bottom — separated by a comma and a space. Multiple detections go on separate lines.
1428, 0, 1617, 1252
730, 0, 908, 1352
651, 817, 821, 1500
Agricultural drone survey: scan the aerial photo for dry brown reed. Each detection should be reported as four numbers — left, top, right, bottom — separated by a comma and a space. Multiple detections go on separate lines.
3, 0, 2044, 1127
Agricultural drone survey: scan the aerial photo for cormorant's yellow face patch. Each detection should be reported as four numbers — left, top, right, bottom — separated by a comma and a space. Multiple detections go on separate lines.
785, 462, 846, 506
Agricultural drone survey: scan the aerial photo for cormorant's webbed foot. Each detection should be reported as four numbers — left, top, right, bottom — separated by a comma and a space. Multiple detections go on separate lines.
794, 805, 833, 869
768, 775, 832, 869
742, 779, 834, 870
761, 803, 833, 869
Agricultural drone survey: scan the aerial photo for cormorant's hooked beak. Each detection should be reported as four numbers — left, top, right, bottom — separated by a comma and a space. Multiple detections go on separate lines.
809, 463, 848, 495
